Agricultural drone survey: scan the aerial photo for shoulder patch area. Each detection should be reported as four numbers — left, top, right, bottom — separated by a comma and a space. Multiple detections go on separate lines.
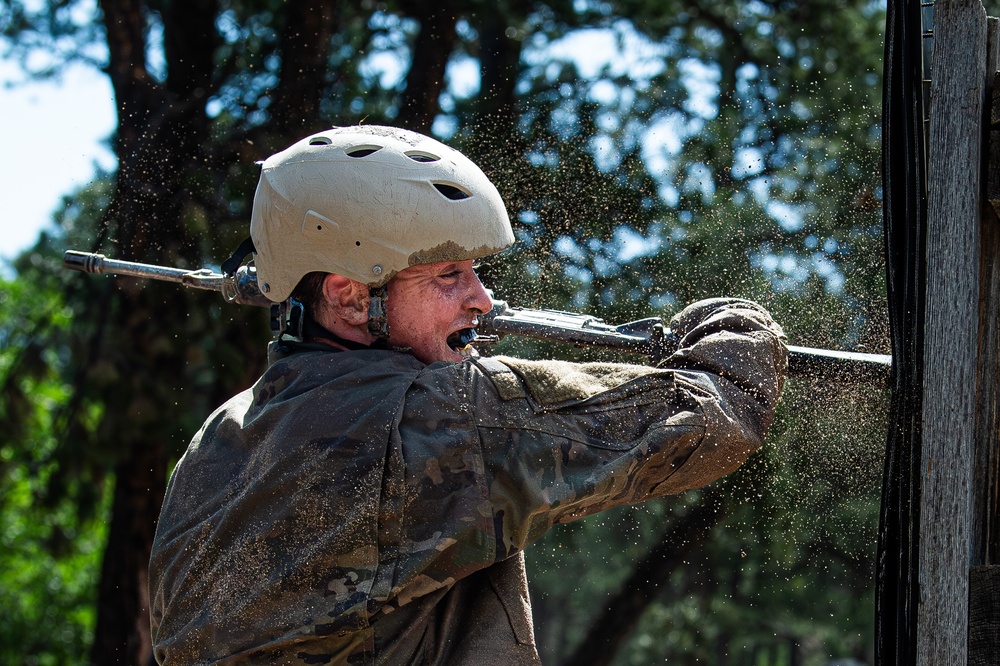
473, 356, 527, 401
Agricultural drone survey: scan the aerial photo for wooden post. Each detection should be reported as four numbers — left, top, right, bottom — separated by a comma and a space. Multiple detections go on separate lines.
917, 0, 988, 663
968, 17, 1000, 666
974, 18, 1000, 569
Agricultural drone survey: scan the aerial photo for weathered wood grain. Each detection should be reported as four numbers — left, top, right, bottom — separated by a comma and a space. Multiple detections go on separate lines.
917, 0, 988, 663
969, 17, 1000, 666
969, 566, 1000, 665
973, 18, 1000, 569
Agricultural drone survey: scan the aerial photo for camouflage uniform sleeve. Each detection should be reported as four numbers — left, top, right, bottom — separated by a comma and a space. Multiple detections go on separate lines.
466, 297, 786, 557
377, 298, 782, 604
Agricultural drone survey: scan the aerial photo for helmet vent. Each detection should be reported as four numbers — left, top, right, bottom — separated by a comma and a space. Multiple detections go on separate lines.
406, 151, 440, 163
346, 146, 382, 158
434, 183, 471, 201
309, 136, 333, 146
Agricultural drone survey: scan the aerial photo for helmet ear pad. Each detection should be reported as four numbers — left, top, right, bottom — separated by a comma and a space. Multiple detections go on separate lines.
249, 125, 515, 303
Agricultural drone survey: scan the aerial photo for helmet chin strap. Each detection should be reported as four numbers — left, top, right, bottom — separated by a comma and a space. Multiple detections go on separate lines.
367, 285, 389, 340
366, 284, 413, 353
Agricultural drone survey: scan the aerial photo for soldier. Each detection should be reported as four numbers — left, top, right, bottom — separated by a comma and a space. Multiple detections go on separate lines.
149, 125, 787, 665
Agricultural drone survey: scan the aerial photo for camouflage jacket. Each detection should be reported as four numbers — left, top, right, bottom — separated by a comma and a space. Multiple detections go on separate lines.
149, 298, 786, 665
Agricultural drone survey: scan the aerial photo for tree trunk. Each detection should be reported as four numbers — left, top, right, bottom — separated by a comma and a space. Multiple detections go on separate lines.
397, 1, 457, 133
90, 1, 218, 662
90, 442, 166, 665
464, 3, 531, 219
269, 2, 341, 142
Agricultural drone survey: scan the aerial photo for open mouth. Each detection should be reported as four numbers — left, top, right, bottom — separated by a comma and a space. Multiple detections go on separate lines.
447, 328, 478, 357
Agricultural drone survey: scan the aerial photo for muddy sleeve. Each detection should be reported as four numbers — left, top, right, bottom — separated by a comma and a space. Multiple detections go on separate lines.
467, 297, 786, 555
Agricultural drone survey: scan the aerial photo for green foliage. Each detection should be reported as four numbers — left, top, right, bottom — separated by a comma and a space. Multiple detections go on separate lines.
0, 260, 109, 664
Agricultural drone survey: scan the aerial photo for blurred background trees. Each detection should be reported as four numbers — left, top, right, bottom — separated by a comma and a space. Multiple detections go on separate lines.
0, 0, 920, 663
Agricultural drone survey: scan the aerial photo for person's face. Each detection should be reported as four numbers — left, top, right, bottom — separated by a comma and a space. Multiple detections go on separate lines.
386, 259, 494, 364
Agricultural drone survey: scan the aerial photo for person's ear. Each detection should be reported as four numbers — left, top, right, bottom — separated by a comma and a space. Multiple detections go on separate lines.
322, 274, 370, 326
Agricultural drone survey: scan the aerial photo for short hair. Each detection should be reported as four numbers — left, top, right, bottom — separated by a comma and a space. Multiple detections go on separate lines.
291, 271, 329, 317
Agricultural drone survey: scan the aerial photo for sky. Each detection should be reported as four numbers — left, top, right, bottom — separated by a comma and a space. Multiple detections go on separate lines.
0, 59, 116, 267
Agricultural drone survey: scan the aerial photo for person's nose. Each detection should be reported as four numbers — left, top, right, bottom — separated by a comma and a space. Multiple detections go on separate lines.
465, 270, 494, 314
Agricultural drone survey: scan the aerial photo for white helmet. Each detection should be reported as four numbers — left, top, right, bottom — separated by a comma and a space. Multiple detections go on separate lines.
250, 125, 515, 302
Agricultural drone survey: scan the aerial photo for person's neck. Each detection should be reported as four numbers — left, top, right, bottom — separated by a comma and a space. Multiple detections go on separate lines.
308, 314, 377, 351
